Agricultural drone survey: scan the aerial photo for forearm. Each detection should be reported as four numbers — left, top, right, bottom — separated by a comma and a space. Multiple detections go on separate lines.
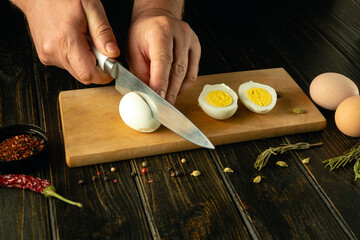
132, 0, 184, 20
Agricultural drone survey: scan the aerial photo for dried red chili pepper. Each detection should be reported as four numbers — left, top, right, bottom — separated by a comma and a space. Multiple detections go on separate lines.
0, 134, 45, 161
0, 174, 82, 208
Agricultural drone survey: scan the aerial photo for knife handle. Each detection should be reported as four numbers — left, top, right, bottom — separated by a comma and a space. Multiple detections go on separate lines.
86, 36, 108, 71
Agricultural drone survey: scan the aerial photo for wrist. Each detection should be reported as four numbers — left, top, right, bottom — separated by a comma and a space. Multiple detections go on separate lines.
132, 0, 184, 21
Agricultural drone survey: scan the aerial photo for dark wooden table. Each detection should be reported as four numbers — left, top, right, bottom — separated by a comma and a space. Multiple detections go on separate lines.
1, 0, 360, 239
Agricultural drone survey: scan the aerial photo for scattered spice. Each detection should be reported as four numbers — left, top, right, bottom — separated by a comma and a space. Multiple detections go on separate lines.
141, 161, 148, 167
110, 167, 116, 172
131, 171, 137, 177
276, 161, 288, 167
254, 142, 323, 170
97, 171, 101, 176
293, 107, 305, 114
78, 179, 84, 185
323, 142, 360, 181
170, 172, 176, 178
148, 180, 153, 183
113, 179, 117, 183
253, 175, 261, 183
167, 166, 173, 171
0, 174, 82, 207
181, 158, 187, 163
223, 167, 234, 173
141, 168, 147, 174
302, 157, 310, 164
191, 170, 201, 177
0, 134, 45, 161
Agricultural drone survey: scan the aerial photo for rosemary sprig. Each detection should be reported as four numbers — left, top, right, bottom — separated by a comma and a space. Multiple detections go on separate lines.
254, 142, 323, 170
323, 142, 360, 181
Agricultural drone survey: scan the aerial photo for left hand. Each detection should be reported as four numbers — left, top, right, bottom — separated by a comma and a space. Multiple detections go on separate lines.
126, 9, 201, 105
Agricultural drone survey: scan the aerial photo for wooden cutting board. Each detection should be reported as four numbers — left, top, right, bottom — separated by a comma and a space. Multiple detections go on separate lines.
59, 68, 326, 167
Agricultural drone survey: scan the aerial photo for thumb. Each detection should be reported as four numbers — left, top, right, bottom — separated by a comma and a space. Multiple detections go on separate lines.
82, 0, 120, 58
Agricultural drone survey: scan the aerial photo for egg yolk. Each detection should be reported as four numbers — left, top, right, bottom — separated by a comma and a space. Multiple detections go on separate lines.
247, 87, 272, 106
206, 90, 233, 107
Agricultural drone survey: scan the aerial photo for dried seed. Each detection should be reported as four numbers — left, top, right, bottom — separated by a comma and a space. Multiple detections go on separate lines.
191, 170, 201, 177
276, 161, 289, 167
223, 167, 234, 173
110, 167, 116, 172
302, 157, 310, 164
78, 179, 84, 185
181, 158, 187, 163
170, 172, 176, 178
293, 107, 305, 114
253, 175, 261, 183
167, 166, 173, 171
141, 161, 148, 167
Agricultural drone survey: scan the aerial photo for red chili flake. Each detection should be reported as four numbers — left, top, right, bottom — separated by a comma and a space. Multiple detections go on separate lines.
0, 174, 82, 207
0, 134, 45, 161
147, 180, 153, 183
97, 171, 101, 175
113, 179, 117, 183
141, 168, 147, 174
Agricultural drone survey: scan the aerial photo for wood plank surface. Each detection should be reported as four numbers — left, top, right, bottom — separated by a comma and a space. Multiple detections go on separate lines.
59, 68, 326, 167
1, 0, 360, 239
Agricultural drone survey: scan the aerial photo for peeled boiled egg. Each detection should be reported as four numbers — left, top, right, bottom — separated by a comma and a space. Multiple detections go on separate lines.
238, 81, 277, 114
310, 72, 359, 110
119, 92, 161, 133
198, 83, 238, 120
334, 95, 360, 137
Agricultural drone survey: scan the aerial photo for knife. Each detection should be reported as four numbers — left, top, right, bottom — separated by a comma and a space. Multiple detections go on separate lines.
88, 39, 214, 149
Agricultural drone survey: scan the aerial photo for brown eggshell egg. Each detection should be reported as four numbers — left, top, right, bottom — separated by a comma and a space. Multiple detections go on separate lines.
334, 95, 360, 137
310, 73, 359, 110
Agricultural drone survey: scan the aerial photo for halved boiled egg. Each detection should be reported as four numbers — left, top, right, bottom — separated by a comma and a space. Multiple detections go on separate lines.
119, 92, 161, 133
198, 83, 238, 120
238, 81, 277, 114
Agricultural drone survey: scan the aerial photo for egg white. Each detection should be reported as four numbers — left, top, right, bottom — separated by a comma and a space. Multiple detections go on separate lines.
198, 83, 238, 120
119, 92, 161, 133
238, 81, 277, 114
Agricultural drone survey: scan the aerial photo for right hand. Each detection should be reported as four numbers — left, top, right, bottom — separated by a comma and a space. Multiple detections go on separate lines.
16, 0, 120, 84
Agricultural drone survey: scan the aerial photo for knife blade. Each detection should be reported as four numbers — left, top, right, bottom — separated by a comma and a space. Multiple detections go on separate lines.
88, 39, 214, 149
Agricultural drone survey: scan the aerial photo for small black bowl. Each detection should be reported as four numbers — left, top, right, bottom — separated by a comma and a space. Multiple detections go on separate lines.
0, 124, 48, 174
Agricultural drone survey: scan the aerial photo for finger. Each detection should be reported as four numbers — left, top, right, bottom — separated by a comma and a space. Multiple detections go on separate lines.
81, 0, 120, 58
64, 33, 112, 84
166, 38, 189, 104
179, 35, 201, 94
127, 44, 150, 86
148, 31, 173, 98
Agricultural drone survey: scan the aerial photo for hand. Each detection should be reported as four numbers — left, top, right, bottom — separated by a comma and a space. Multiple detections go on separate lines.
13, 0, 120, 84
126, 9, 201, 104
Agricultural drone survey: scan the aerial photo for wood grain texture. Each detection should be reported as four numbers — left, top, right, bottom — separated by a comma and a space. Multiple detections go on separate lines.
1, 0, 360, 239
59, 68, 326, 167
131, 149, 251, 239
0, 2, 52, 240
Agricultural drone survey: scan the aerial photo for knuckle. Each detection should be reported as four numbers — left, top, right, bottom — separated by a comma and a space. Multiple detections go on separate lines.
186, 71, 198, 83
95, 24, 113, 39
77, 71, 92, 84
172, 61, 187, 78
155, 51, 173, 65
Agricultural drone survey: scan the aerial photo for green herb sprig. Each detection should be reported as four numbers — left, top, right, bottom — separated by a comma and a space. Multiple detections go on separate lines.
254, 142, 323, 170
323, 142, 360, 181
